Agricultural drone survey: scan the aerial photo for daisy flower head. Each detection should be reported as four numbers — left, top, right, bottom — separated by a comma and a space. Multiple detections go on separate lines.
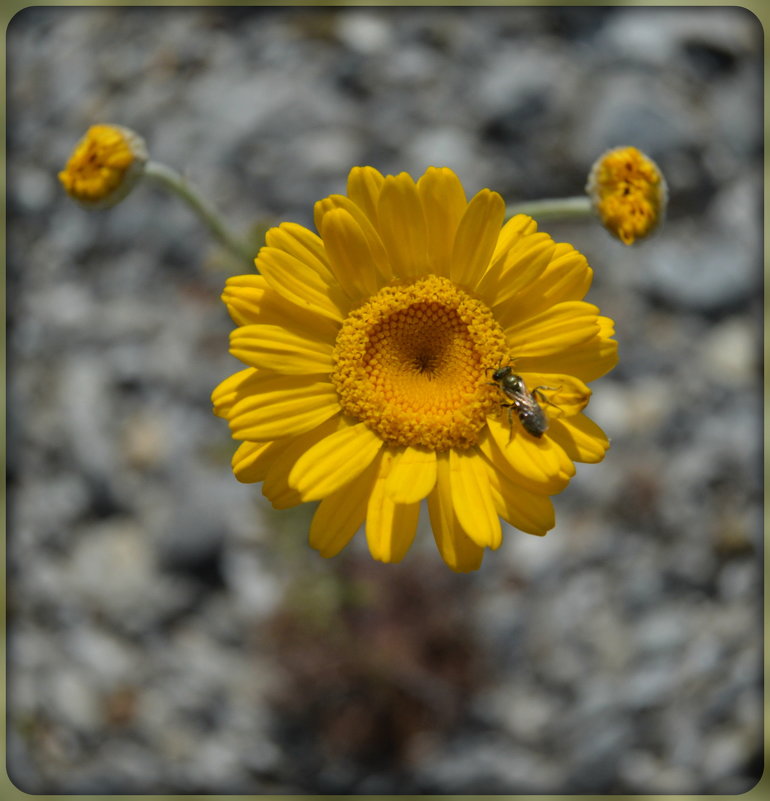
213, 167, 618, 572
586, 146, 667, 245
59, 124, 148, 208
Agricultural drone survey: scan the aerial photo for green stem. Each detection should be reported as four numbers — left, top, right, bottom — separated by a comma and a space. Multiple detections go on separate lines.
505, 196, 593, 221
143, 161, 255, 268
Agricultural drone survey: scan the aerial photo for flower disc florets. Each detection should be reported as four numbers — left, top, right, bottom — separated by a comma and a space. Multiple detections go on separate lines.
332, 275, 507, 451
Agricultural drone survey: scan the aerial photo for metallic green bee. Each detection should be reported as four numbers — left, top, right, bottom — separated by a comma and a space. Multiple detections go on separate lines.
489, 365, 557, 438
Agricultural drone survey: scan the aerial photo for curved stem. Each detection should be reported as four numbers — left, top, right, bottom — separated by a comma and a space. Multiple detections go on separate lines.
505, 196, 593, 222
143, 161, 255, 268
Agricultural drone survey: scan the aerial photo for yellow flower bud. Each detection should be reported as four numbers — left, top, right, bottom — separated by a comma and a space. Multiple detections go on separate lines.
58, 124, 148, 208
586, 146, 667, 245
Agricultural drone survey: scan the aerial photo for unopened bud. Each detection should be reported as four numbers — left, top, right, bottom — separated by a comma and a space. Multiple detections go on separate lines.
586, 146, 667, 245
58, 124, 148, 208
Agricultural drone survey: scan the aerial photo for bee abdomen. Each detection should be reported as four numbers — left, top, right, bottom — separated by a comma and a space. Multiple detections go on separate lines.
518, 407, 548, 437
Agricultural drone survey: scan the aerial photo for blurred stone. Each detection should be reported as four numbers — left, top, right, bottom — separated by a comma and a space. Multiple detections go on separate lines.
637, 177, 761, 314
575, 73, 696, 162
474, 681, 558, 743
414, 735, 566, 793
624, 658, 679, 709
599, 7, 759, 68
13, 164, 57, 211
49, 668, 103, 731
220, 546, 283, 618
618, 749, 697, 794
405, 127, 475, 175
335, 11, 392, 55
121, 412, 169, 469
701, 316, 758, 385
68, 521, 154, 605
634, 609, 688, 657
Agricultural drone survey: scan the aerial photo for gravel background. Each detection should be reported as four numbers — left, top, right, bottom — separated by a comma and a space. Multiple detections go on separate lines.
6, 5, 764, 795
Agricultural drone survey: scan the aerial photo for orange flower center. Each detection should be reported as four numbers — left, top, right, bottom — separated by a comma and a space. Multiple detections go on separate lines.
332, 275, 507, 451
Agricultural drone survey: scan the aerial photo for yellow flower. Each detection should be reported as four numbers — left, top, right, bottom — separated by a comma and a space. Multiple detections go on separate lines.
586, 146, 667, 245
213, 167, 618, 572
58, 124, 147, 208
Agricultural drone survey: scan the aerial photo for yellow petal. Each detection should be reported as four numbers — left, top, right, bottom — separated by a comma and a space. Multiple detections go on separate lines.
262, 418, 340, 509
319, 207, 384, 300
428, 454, 485, 572
481, 418, 573, 494
504, 301, 601, 359
483, 455, 555, 535
229, 323, 334, 374
315, 194, 392, 283
212, 367, 257, 418
256, 246, 348, 321
598, 315, 616, 339
488, 414, 575, 481
513, 320, 618, 383
232, 440, 276, 483
265, 222, 336, 284
384, 445, 437, 503
495, 244, 593, 329
289, 420, 385, 501
547, 413, 610, 464
450, 188, 506, 289
480, 429, 561, 495
366, 450, 420, 563
222, 275, 339, 340
448, 447, 502, 550
263, 468, 303, 509
481, 233, 555, 311
490, 213, 539, 264
544, 242, 592, 290
228, 375, 340, 440
221, 274, 268, 326
377, 172, 429, 280
417, 167, 467, 276
513, 372, 592, 420
309, 454, 381, 557
346, 166, 385, 227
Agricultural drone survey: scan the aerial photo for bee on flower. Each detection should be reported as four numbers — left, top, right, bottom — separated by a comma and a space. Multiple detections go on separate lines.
212, 166, 618, 572
58, 124, 148, 209
586, 145, 668, 245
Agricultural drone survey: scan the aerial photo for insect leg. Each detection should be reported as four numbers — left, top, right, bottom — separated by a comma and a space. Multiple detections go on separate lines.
532, 385, 563, 409
499, 401, 517, 441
